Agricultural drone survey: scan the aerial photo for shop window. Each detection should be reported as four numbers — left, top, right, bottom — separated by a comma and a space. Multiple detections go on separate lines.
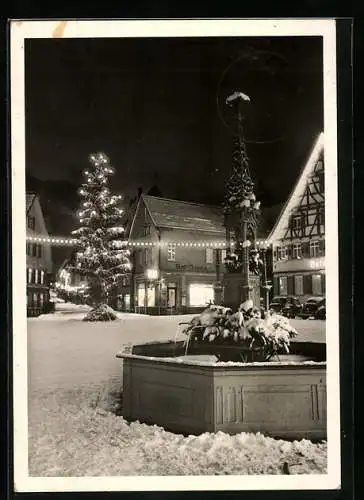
312, 274, 322, 295
205, 248, 213, 264
294, 275, 304, 295
137, 284, 145, 307
309, 240, 320, 257
189, 283, 214, 307
147, 285, 155, 307
279, 276, 288, 295
292, 243, 302, 259
167, 243, 176, 262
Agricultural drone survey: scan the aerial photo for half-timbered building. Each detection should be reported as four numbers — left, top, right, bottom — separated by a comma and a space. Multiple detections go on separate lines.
268, 133, 325, 300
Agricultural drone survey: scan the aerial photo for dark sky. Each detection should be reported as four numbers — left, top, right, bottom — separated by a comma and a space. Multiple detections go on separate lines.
25, 36, 323, 208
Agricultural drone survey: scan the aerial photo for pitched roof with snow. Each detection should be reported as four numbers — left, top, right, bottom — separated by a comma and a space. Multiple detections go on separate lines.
268, 132, 324, 243
26, 192, 37, 214
142, 195, 225, 234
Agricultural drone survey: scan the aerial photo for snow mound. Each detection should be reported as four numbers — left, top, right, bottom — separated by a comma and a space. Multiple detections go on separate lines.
83, 304, 119, 322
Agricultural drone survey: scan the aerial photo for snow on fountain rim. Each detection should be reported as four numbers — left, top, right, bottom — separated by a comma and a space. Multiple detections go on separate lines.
116, 351, 326, 368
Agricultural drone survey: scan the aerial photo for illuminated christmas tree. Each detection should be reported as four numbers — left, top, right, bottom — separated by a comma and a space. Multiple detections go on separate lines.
71, 152, 131, 320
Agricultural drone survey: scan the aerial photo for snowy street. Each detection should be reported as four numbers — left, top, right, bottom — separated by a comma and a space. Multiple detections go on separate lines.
28, 303, 325, 391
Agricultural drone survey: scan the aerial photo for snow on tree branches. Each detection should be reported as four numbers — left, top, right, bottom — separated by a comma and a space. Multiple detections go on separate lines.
71, 152, 131, 316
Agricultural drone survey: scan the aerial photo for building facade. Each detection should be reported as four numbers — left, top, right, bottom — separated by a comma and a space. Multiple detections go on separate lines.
268, 133, 325, 300
26, 193, 53, 316
122, 194, 227, 314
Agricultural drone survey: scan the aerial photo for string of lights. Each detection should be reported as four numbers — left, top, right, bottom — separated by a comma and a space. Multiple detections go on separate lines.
26, 235, 272, 248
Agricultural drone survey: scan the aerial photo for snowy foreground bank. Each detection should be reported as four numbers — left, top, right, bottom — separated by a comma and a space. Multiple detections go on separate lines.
28, 303, 327, 476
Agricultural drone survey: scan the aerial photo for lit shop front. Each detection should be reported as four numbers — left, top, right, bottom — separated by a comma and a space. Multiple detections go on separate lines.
133, 268, 217, 314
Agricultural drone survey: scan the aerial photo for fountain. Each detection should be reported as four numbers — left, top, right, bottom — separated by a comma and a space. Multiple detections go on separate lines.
117, 91, 326, 440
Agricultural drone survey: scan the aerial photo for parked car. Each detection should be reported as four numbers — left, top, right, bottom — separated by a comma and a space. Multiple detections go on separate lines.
269, 296, 302, 318
315, 298, 326, 320
298, 297, 325, 319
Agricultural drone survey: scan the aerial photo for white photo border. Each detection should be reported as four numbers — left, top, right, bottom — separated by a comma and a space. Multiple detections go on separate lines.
11, 18, 340, 492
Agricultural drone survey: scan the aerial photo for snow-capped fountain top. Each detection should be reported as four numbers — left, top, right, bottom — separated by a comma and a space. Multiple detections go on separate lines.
226, 91, 251, 105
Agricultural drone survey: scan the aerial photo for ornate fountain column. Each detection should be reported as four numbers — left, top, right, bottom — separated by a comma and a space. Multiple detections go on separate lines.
221, 91, 261, 310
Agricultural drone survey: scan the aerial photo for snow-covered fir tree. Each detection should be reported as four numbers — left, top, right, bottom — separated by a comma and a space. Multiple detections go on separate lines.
71, 152, 131, 319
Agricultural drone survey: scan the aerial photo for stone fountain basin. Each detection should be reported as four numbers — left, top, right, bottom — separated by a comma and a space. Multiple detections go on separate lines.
116, 340, 327, 440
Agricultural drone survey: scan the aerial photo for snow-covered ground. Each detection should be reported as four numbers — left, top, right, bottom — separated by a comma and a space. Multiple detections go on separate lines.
27, 303, 327, 476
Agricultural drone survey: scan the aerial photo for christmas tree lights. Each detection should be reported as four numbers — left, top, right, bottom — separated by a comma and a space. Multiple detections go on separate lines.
71, 152, 131, 315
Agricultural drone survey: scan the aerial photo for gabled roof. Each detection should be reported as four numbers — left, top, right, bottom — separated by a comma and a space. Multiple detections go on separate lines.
267, 132, 324, 243
26, 192, 37, 214
141, 194, 225, 234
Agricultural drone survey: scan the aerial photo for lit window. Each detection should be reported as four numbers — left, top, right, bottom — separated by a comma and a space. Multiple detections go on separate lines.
28, 268, 33, 284
137, 283, 145, 307
279, 276, 288, 295
221, 249, 227, 262
147, 285, 155, 307
34, 269, 39, 284
167, 243, 176, 262
292, 244, 302, 259
206, 248, 214, 264
312, 274, 322, 295
309, 240, 320, 257
294, 275, 304, 295
40, 270, 45, 284
189, 283, 214, 307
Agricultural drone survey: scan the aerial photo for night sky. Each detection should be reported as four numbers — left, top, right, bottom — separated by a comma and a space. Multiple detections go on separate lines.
25, 36, 323, 213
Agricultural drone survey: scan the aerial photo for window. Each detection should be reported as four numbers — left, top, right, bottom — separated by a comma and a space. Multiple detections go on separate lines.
26, 243, 31, 256
292, 243, 302, 259
147, 285, 155, 307
312, 274, 322, 295
167, 243, 176, 262
34, 269, 39, 284
319, 208, 325, 225
318, 172, 324, 193
189, 283, 214, 307
143, 225, 151, 236
309, 240, 320, 257
292, 216, 302, 230
279, 276, 288, 295
294, 275, 304, 295
28, 268, 33, 284
137, 283, 145, 307
27, 216, 35, 230
37, 245, 42, 258
221, 249, 227, 263
40, 270, 45, 284
32, 244, 37, 257
277, 246, 287, 260
205, 248, 214, 264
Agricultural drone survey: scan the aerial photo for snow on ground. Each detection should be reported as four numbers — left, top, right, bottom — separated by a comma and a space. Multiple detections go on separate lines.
27, 303, 327, 476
